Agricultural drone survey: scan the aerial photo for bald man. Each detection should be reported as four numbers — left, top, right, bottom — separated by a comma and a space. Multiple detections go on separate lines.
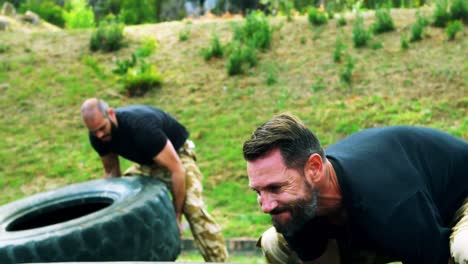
81, 98, 228, 262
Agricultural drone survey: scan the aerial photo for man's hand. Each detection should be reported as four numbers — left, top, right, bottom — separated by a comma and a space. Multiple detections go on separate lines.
101, 153, 121, 178
153, 140, 186, 229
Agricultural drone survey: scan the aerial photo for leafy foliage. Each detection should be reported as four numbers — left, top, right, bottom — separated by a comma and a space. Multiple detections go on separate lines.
201, 34, 224, 61
333, 35, 347, 63
432, 0, 451, 27
308, 7, 328, 26
401, 34, 409, 49
19, 0, 65, 27
410, 13, 428, 42
352, 12, 371, 47
371, 8, 395, 34
63, 0, 95, 29
90, 19, 124, 52
234, 11, 272, 51
446, 20, 463, 40
227, 43, 257, 76
122, 63, 162, 97
450, 0, 468, 23
337, 14, 347, 27
339, 54, 355, 85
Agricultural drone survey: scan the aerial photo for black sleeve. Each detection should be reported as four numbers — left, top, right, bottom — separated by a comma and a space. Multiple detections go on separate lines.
283, 218, 329, 261
135, 128, 168, 160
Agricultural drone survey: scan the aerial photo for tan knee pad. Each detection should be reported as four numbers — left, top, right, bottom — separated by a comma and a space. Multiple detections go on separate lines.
258, 227, 300, 264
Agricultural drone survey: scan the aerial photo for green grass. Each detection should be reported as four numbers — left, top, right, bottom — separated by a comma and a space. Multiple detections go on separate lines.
0, 7, 467, 246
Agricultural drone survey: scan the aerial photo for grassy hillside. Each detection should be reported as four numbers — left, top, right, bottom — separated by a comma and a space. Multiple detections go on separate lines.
0, 7, 466, 241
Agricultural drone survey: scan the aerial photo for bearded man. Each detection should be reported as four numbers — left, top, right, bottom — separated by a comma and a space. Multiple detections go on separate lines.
243, 114, 468, 264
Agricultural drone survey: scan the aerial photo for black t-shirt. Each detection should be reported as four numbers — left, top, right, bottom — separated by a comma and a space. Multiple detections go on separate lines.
284, 126, 468, 264
89, 105, 189, 165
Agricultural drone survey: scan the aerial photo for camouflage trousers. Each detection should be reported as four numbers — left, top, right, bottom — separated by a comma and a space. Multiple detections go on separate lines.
123, 140, 228, 262
259, 197, 468, 264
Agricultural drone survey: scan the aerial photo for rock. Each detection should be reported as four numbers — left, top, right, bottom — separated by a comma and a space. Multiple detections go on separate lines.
0, 17, 9, 30
1, 2, 15, 17
20, 10, 40, 25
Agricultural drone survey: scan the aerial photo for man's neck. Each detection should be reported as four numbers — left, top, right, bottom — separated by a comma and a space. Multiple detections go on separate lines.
316, 160, 343, 217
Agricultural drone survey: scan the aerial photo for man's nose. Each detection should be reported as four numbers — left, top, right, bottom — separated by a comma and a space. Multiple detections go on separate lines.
259, 194, 278, 214
96, 130, 105, 139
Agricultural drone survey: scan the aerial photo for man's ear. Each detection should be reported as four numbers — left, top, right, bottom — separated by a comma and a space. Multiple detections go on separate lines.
108, 108, 116, 120
304, 153, 323, 184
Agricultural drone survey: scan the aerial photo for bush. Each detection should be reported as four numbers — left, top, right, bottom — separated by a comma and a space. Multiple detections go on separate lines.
201, 34, 224, 61
122, 63, 163, 97
340, 55, 355, 85
265, 63, 278, 86
179, 29, 190, 42
136, 37, 157, 57
337, 15, 347, 27
236, 11, 272, 51
352, 13, 371, 48
433, 0, 451, 27
226, 43, 258, 76
0, 43, 9, 53
446, 20, 463, 40
333, 36, 346, 63
119, 0, 157, 25
112, 54, 137, 75
450, 0, 468, 23
308, 7, 328, 25
19, 0, 65, 27
401, 34, 409, 49
90, 19, 124, 52
64, 0, 95, 29
410, 14, 427, 42
371, 8, 395, 34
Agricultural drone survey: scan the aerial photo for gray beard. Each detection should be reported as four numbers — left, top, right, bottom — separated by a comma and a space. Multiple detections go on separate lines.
272, 189, 318, 237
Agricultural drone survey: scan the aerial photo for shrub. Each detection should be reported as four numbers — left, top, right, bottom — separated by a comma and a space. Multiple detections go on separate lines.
446, 20, 463, 40
340, 55, 355, 85
63, 0, 95, 29
265, 63, 278, 86
401, 34, 409, 49
370, 41, 383, 49
122, 63, 163, 97
237, 11, 272, 51
432, 0, 451, 27
90, 19, 124, 52
371, 8, 395, 34
136, 37, 157, 57
352, 13, 371, 48
308, 7, 328, 25
450, 0, 468, 23
337, 15, 347, 27
333, 36, 346, 63
119, 0, 157, 25
201, 34, 224, 61
179, 29, 190, 42
19, 0, 65, 27
82, 56, 105, 78
410, 14, 427, 42
112, 54, 137, 75
0, 44, 9, 53
226, 43, 258, 76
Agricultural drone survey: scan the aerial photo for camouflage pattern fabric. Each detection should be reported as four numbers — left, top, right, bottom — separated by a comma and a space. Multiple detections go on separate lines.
124, 140, 228, 262
260, 197, 468, 264
450, 198, 468, 264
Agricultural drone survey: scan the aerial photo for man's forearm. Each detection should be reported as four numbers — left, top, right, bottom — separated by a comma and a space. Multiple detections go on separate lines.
171, 169, 186, 220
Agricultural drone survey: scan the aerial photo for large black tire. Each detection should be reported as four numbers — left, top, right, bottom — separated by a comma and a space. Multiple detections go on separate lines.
0, 176, 180, 263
